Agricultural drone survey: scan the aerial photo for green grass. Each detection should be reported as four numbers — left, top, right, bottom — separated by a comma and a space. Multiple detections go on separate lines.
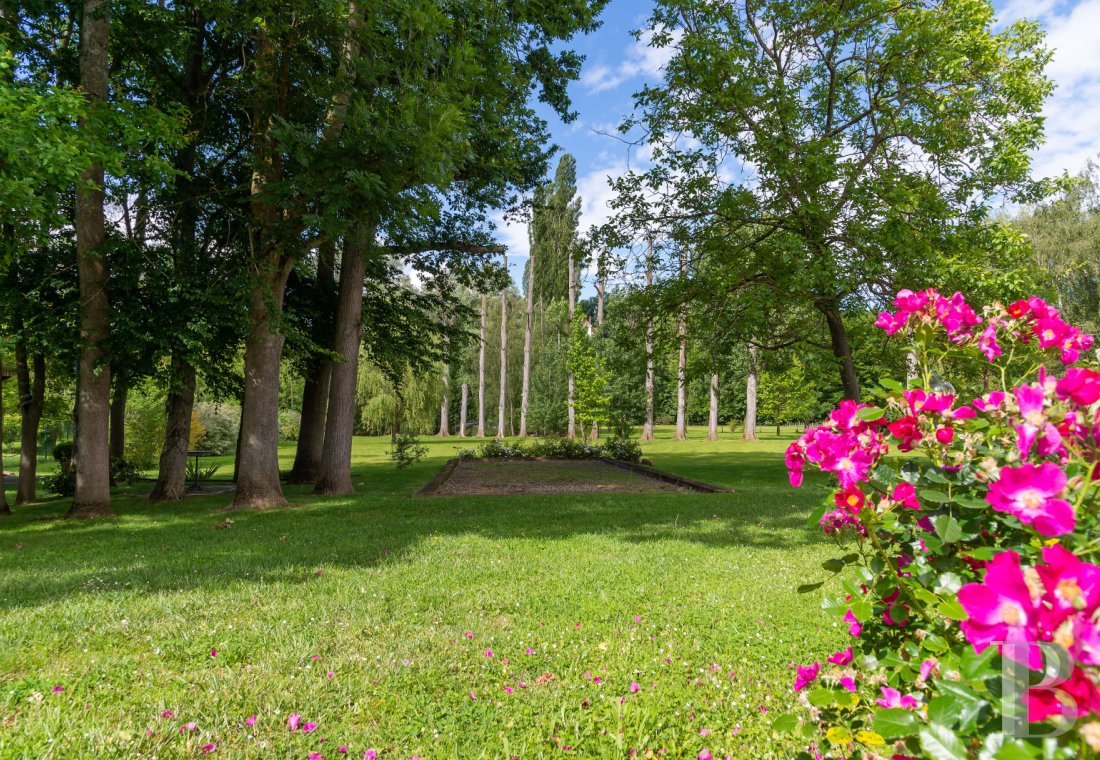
0, 426, 841, 758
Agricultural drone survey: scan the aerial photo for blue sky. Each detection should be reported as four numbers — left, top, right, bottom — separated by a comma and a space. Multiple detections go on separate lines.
495, 0, 1100, 294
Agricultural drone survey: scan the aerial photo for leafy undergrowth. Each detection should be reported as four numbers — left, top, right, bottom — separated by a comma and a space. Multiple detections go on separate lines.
0, 427, 841, 758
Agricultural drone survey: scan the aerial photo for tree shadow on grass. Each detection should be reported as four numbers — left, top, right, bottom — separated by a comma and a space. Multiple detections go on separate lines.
0, 450, 831, 612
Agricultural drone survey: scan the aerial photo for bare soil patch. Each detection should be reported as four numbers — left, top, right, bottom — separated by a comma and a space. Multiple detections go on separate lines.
417, 457, 716, 496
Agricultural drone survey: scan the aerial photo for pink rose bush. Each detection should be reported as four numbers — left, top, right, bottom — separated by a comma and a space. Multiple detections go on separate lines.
776, 288, 1099, 757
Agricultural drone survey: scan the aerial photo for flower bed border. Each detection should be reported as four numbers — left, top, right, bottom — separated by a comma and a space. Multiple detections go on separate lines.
413, 457, 731, 497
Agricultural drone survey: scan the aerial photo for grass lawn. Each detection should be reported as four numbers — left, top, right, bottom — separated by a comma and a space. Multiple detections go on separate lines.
0, 426, 842, 759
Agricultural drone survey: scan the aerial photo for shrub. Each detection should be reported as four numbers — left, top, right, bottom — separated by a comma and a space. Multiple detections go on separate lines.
389, 433, 428, 469
110, 457, 144, 484
462, 437, 644, 463
476, 439, 532, 458
193, 403, 239, 455
603, 437, 643, 463
278, 409, 301, 442
777, 289, 1099, 758
124, 390, 167, 467
42, 469, 75, 497
52, 440, 74, 470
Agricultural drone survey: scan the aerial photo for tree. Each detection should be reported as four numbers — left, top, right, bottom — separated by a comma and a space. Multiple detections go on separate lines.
496, 253, 508, 438
615, 0, 1056, 401
229, 0, 605, 505
566, 315, 609, 444
520, 241, 534, 437
70, 0, 113, 518
477, 293, 487, 437
758, 357, 817, 436
1014, 158, 1100, 335
743, 344, 758, 441
674, 246, 688, 440
527, 155, 581, 306
641, 238, 655, 441
707, 372, 719, 441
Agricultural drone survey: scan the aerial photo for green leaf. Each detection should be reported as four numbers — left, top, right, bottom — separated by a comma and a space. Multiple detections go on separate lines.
806, 688, 836, 707
807, 504, 828, 529
938, 599, 968, 620
879, 378, 903, 393
920, 489, 951, 503
849, 599, 873, 622
960, 646, 999, 679
911, 586, 940, 606
924, 468, 950, 484
955, 494, 987, 510
919, 723, 968, 759
934, 681, 988, 732
856, 406, 885, 421
934, 515, 962, 543
797, 581, 824, 594
822, 558, 845, 573
771, 713, 800, 732
872, 707, 919, 739
991, 737, 1042, 759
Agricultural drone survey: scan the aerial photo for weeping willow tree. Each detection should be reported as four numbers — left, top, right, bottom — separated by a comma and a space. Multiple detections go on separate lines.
357, 359, 441, 440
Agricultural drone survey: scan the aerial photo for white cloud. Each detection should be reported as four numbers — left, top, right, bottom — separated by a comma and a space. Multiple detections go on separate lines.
580, 27, 681, 93
999, 0, 1100, 178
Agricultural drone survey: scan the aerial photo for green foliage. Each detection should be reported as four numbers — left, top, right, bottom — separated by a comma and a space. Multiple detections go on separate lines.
193, 403, 240, 456
565, 315, 610, 443
389, 433, 428, 470
185, 460, 222, 483
51, 441, 74, 466
124, 390, 166, 468
465, 436, 641, 462
527, 154, 581, 306
611, 0, 1057, 397
525, 299, 570, 435
1013, 157, 1100, 334
758, 357, 818, 428
602, 437, 643, 463
42, 469, 75, 497
278, 409, 301, 443
109, 458, 143, 485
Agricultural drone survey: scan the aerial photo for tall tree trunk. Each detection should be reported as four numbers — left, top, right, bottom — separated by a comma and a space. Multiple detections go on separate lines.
566, 251, 576, 439
906, 350, 919, 388
477, 294, 487, 438
70, 0, 113, 518
458, 383, 468, 437
151, 4, 208, 497
641, 238, 655, 441
496, 254, 508, 438
15, 338, 44, 506
437, 316, 450, 437
232, 276, 291, 508
149, 355, 196, 501
231, 19, 301, 508
674, 249, 688, 441
817, 298, 860, 401
707, 372, 719, 441
288, 242, 336, 484
287, 359, 331, 484
109, 381, 127, 462
0, 373, 8, 515
596, 254, 606, 327
519, 247, 534, 438
315, 226, 368, 496
743, 344, 758, 441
